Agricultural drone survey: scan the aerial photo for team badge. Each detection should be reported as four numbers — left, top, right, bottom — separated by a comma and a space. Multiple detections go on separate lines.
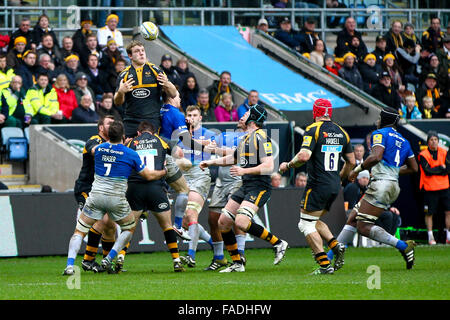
373, 134, 383, 145
302, 135, 312, 147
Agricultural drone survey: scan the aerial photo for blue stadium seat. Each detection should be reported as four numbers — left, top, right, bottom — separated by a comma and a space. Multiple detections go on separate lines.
1, 127, 28, 162
24, 127, 30, 142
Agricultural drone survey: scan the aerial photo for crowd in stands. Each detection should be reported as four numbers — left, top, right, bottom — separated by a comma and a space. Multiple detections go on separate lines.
266, 15, 450, 120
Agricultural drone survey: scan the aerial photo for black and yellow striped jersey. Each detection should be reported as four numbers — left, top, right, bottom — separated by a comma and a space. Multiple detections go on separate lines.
127, 131, 171, 183
116, 62, 165, 121
234, 128, 273, 187
74, 134, 106, 195
301, 120, 352, 190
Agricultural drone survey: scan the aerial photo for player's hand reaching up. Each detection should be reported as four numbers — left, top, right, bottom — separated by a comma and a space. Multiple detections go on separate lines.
157, 73, 169, 87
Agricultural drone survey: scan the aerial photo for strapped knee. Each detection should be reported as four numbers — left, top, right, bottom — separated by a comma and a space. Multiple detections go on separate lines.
221, 208, 235, 221
186, 201, 203, 215
119, 218, 136, 231
76, 218, 93, 234
355, 210, 378, 224
237, 206, 257, 219
298, 213, 319, 236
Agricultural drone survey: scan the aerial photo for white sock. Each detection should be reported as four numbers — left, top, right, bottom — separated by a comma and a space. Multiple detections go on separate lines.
446, 229, 450, 241
174, 193, 188, 228
212, 241, 224, 259
197, 223, 211, 242
235, 234, 246, 254
368, 225, 399, 248
428, 230, 435, 241
67, 234, 83, 264
337, 225, 357, 245
109, 231, 133, 259
188, 223, 200, 252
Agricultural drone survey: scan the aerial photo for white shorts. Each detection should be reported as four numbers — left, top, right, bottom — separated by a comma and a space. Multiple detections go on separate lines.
82, 192, 131, 221
363, 180, 400, 210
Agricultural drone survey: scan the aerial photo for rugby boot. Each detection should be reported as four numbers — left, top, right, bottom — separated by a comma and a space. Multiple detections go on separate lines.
311, 265, 334, 275
173, 225, 191, 241
273, 240, 288, 265
204, 258, 228, 271
81, 259, 101, 272
400, 240, 416, 270
180, 255, 196, 268
219, 261, 245, 273
333, 242, 346, 271
173, 260, 185, 272
62, 265, 75, 276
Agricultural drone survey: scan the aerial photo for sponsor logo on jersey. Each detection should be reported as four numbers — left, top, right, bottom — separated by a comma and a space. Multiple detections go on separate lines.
240, 157, 248, 166
373, 134, 383, 144
158, 203, 169, 210
302, 135, 312, 147
321, 145, 343, 152
132, 88, 151, 99
263, 142, 272, 154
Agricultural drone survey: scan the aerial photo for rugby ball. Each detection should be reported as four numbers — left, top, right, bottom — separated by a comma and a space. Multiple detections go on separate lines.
139, 21, 159, 41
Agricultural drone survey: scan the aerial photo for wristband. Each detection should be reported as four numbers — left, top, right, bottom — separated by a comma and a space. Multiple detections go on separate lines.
287, 162, 294, 169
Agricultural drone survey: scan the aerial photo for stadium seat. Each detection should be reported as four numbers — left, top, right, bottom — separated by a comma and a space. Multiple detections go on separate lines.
24, 127, 30, 142
1, 127, 28, 162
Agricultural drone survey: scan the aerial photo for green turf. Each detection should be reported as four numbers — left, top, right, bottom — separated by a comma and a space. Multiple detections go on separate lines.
1, 246, 449, 300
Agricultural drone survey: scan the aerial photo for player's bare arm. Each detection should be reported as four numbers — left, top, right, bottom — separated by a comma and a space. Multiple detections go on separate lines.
157, 73, 178, 98
399, 156, 418, 175
199, 154, 236, 170
279, 149, 312, 173
340, 152, 356, 181
349, 145, 384, 181
139, 167, 167, 181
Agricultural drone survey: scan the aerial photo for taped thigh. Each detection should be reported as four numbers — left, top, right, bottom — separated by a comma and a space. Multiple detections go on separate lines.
298, 213, 319, 236
221, 208, 236, 221
76, 218, 93, 233
119, 217, 137, 230
355, 209, 379, 224
236, 206, 257, 219
186, 201, 203, 215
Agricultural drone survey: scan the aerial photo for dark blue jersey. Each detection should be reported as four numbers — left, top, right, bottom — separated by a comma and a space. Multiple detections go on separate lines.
160, 103, 188, 140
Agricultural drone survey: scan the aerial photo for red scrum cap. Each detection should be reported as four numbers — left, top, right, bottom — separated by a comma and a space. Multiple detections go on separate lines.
313, 98, 332, 119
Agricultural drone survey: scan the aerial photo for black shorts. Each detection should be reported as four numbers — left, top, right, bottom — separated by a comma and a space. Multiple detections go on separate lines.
124, 117, 161, 138
301, 183, 338, 212
126, 181, 170, 213
423, 189, 450, 215
230, 183, 271, 208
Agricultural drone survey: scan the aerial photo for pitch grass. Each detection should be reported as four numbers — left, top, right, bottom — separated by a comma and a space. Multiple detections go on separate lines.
1, 246, 449, 300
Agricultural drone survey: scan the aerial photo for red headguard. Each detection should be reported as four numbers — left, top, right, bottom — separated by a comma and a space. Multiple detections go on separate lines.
313, 98, 333, 119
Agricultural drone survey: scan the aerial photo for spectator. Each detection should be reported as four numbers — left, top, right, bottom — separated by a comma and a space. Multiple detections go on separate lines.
344, 170, 370, 210
96, 94, 122, 120
79, 34, 103, 69
348, 35, 368, 64
295, 172, 307, 188
422, 17, 445, 53
371, 71, 401, 110
71, 94, 99, 123
208, 70, 234, 109
382, 53, 405, 93
0, 54, 15, 90
271, 172, 283, 188
436, 36, 449, 76
72, 15, 94, 55
335, 17, 367, 58
214, 92, 238, 122
384, 20, 404, 54
419, 95, 439, 119
180, 75, 199, 112
99, 37, 124, 72
36, 34, 63, 68
417, 131, 450, 245
298, 17, 326, 54
23, 73, 60, 124
160, 54, 182, 89
309, 39, 326, 67
256, 18, 269, 34
6, 36, 27, 70
420, 54, 448, 91
98, 4, 124, 29
83, 54, 112, 100
399, 94, 422, 120
0, 75, 27, 128
326, 0, 348, 29
416, 73, 442, 113
73, 72, 96, 111
359, 53, 381, 94
237, 90, 259, 119
175, 56, 195, 90
396, 38, 420, 90
338, 52, 363, 90
402, 22, 420, 46
324, 54, 339, 75
15, 50, 37, 91
0, 34, 9, 54
97, 14, 124, 49
8, 18, 34, 52
60, 36, 76, 59
31, 14, 58, 50
107, 58, 126, 93
53, 74, 77, 122
371, 35, 388, 65
36, 53, 57, 84
196, 88, 216, 122
59, 54, 82, 87
353, 144, 365, 165
274, 17, 303, 53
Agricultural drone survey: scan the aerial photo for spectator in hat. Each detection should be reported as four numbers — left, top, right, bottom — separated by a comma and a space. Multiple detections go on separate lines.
15, 50, 38, 91
416, 73, 442, 113
60, 36, 77, 59
72, 15, 94, 55
208, 70, 235, 110
257, 18, 269, 34
73, 72, 96, 110
175, 56, 195, 90
359, 53, 381, 94
6, 36, 27, 70
399, 94, 422, 120
384, 20, 404, 54
324, 54, 339, 75
422, 16, 445, 53
8, 18, 34, 52
97, 14, 124, 49
159, 54, 182, 89
31, 14, 59, 50
382, 53, 405, 93
344, 170, 370, 210
338, 52, 363, 90
274, 17, 303, 53
71, 94, 99, 123
99, 3, 124, 29
402, 22, 420, 46
372, 35, 388, 65
335, 17, 367, 59
396, 38, 421, 90
309, 39, 326, 67
298, 18, 326, 54
59, 54, 82, 87
420, 53, 448, 90
371, 71, 401, 109
37, 33, 63, 68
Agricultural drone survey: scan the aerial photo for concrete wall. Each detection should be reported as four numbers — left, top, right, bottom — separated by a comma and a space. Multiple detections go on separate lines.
29, 125, 82, 192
